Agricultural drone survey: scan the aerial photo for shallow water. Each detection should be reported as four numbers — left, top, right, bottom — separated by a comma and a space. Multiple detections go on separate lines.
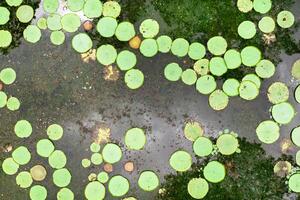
1, 1, 300, 199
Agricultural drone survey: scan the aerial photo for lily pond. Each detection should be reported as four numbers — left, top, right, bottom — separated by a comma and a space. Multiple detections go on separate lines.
1, 0, 300, 199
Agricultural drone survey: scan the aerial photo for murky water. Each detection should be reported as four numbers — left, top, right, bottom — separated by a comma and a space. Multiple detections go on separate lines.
1, 1, 300, 200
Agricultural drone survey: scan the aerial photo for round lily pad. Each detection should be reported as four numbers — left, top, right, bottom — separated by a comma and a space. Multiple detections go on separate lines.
188, 178, 209, 199
50, 31, 65, 46
271, 102, 295, 124
193, 59, 209, 75
297, 151, 300, 166
125, 127, 146, 150
242, 74, 261, 88
139, 38, 158, 57
2, 157, 19, 175
0, 91, 7, 108
96, 44, 117, 66
224, 49, 242, 70
288, 173, 300, 192
23, 25, 41, 43
108, 175, 130, 197
222, 78, 240, 97
273, 161, 292, 177
239, 80, 259, 100
85, 181, 105, 200
291, 126, 300, 147
207, 36, 227, 56
124, 69, 144, 90
267, 82, 289, 104
258, 16, 275, 33
188, 42, 206, 60
277, 10, 295, 29
91, 153, 103, 165
291, 59, 300, 80
67, 0, 85, 12
30, 165, 47, 181
171, 38, 189, 57
216, 134, 239, 155
193, 136, 213, 157
0, 7, 10, 25
164, 62, 182, 81
14, 120, 32, 138
238, 21, 256, 39
209, 57, 228, 77
47, 14, 62, 31
169, 150, 192, 172
6, 0, 22, 7
83, 0, 103, 18
203, 161, 226, 183
138, 171, 159, 191
43, 0, 59, 13
209, 89, 229, 111
295, 84, 300, 103
90, 142, 101, 153
30, 185, 47, 200
16, 171, 33, 188
237, 0, 253, 13
48, 150, 67, 169
16, 5, 34, 23
57, 188, 74, 200
116, 50, 137, 71
184, 121, 204, 141
12, 146, 31, 165
72, 33, 93, 53
81, 158, 91, 168
256, 120, 280, 144
97, 172, 109, 183
53, 168, 72, 187
253, 0, 272, 14
36, 139, 55, 158
0, 30, 12, 48
102, 1, 121, 18
61, 13, 81, 33
196, 75, 217, 95
37, 18, 47, 30
47, 124, 63, 141
96, 17, 118, 38
241, 46, 262, 67
139, 19, 159, 39
115, 22, 135, 42
0, 67, 16, 85
255, 59, 275, 78
181, 69, 197, 85
156, 35, 172, 53
102, 143, 122, 164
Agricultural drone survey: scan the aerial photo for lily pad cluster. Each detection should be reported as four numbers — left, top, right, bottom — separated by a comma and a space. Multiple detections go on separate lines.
170, 123, 240, 199
256, 82, 295, 144
0, 67, 20, 111
82, 127, 159, 199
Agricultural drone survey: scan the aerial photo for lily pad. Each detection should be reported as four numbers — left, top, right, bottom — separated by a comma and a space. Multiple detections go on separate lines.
124, 69, 144, 90
203, 161, 226, 183
102, 1, 121, 18
169, 150, 192, 172
224, 49, 242, 70
188, 42, 206, 60
196, 75, 217, 95
216, 134, 239, 155
207, 36, 227, 56
125, 127, 146, 150
36, 139, 55, 158
241, 46, 262, 67
108, 175, 130, 197
156, 35, 172, 53
30, 185, 47, 200
102, 143, 122, 164
184, 121, 204, 141
164, 63, 182, 81
271, 102, 295, 125
96, 44, 117, 66
209, 89, 229, 111
140, 38, 158, 57
239, 80, 259, 100
209, 57, 227, 77
222, 78, 240, 97
277, 10, 295, 29
0, 67, 16, 85
256, 120, 280, 144
171, 38, 189, 57
139, 19, 159, 39
193, 136, 213, 157
255, 59, 275, 78
12, 146, 31, 165
116, 50, 137, 71
138, 171, 159, 191
83, 0, 103, 18
16, 171, 33, 188
238, 21, 256, 39
97, 17, 118, 38
258, 16, 275, 33
84, 181, 105, 200
267, 82, 289, 104
72, 33, 93, 53
14, 120, 32, 138
181, 69, 197, 85
188, 178, 209, 199
0, 30, 12, 48
115, 22, 135, 42
193, 59, 209, 75
23, 25, 41, 43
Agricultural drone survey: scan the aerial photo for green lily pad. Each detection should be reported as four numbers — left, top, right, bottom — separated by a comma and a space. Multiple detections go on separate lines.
207, 36, 227, 56
271, 102, 295, 125
209, 57, 228, 77
241, 46, 262, 67
67, 0, 85, 12
267, 82, 289, 104
5, 96, 19, 110
23, 25, 41, 43
50, 31, 65, 46
53, 168, 72, 187
216, 134, 239, 155
30, 185, 47, 200
90, 142, 101, 153
139, 38, 158, 57
164, 63, 182, 81
193, 136, 213, 157
188, 42, 206, 60
97, 172, 109, 183
187, 178, 209, 199
116, 50, 137, 71
169, 150, 192, 172
47, 124, 64, 141
181, 69, 197, 85
196, 75, 217, 95
256, 120, 280, 144
6, 0, 22, 7
16, 5, 34, 23
85, 181, 105, 200
291, 126, 300, 147
16, 171, 33, 188
237, 0, 253, 13
184, 121, 204, 141
102, 1, 121, 18
138, 171, 159, 191
96, 44, 117, 66
0, 30, 12, 48
14, 120, 32, 138
0, 7, 10, 25
222, 78, 240, 97
61, 13, 81, 33
91, 153, 103, 165
36, 139, 55, 158
2, 157, 19, 175
37, 18, 47, 30
288, 173, 300, 192
48, 150, 67, 169
57, 188, 74, 200
72, 33, 93, 53
295, 84, 300, 103
209, 89, 229, 111
139, 19, 159, 39
108, 175, 130, 197
125, 127, 146, 150
203, 161, 226, 183
0, 67, 16, 85
115, 22, 135, 42
81, 158, 91, 168
96, 17, 118, 38
258, 16, 275, 33
242, 74, 261, 88
292, 59, 300, 80
12, 146, 31, 165
43, 0, 59, 13
156, 35, 172, 53
238, 21, 256, 39
255, 59, 275, 78
277, 10, 295, 29
239, 80, 259, 100
171, 38, 189, 57
124, 69, 144, 90
224, 49, 242, 70
102, 143, 122, 164
253, 0, 272, 14
0, 91, 7, 108
47, 14, 62, 31
193, 59, 209, 75
83, 0, 103, 18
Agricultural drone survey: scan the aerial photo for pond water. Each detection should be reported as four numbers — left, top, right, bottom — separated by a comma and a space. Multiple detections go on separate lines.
1, 0, 300, 199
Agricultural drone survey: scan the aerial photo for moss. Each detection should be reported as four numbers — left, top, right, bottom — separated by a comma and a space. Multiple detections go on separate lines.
157, 138, 288, 200
0, 0, 39, 54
